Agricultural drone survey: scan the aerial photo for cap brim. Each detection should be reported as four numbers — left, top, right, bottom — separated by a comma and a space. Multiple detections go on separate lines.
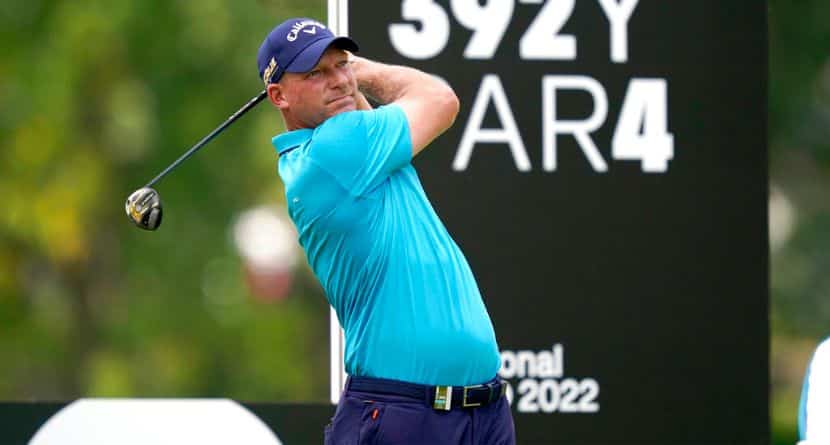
284, 36, 359, 74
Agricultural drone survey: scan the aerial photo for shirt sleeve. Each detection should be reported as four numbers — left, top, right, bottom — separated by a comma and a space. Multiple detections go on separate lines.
311, 104, 412, 196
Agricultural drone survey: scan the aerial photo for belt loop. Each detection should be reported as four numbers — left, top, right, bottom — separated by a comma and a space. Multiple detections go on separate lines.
490, 380, 500, 403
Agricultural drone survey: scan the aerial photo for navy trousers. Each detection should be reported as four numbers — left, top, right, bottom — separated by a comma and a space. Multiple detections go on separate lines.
325, 378, 516, 445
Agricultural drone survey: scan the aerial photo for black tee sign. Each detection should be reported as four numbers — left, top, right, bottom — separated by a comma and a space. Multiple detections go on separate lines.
346, 1, 768, 443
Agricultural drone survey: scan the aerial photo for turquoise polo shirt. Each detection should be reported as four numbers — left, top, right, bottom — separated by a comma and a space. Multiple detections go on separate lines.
273, 104, 500, 386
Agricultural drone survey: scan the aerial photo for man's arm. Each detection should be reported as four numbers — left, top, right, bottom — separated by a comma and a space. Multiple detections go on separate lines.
353, 90, 373, 111
349, 56, 460, 157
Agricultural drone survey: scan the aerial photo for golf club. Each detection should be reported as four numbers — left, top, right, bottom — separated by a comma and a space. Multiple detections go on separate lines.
125, 90, 268, 231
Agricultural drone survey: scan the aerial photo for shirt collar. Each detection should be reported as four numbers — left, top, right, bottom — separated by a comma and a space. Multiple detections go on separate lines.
273, 128, 314, 155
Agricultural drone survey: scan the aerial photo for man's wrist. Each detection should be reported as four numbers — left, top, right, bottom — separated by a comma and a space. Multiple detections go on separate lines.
351, 56, 374, 88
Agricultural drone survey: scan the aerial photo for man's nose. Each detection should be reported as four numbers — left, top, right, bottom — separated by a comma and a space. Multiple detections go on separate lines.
329, 69, 349, 89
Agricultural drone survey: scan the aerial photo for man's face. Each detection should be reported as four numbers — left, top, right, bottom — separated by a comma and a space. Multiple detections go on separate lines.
276, 47, 357, 128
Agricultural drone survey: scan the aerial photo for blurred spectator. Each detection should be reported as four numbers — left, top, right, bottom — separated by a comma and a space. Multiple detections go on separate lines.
798, 337, 830, 443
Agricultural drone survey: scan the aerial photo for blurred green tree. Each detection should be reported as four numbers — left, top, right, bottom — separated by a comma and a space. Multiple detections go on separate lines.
0, 0, 331, 402
769, 0, 830, 443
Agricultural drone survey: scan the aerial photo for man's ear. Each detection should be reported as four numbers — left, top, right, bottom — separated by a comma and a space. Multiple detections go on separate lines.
267, 83, 288, 109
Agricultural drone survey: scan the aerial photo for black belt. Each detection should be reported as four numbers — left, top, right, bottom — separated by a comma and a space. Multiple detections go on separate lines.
346, 376, 507, 411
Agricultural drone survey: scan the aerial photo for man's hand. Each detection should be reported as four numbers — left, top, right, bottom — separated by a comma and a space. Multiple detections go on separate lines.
347, 52, 373, 111
353, 90, 372, 111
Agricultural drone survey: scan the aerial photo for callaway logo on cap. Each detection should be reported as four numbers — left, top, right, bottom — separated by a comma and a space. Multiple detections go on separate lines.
257, 17, 359, 85
286, 19, 321, 41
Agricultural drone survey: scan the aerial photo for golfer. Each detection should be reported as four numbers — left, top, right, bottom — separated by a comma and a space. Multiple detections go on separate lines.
258, 18, 515, 444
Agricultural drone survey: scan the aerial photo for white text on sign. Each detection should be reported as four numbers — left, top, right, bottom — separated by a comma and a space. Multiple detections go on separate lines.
388, 0, 675, 173
453, 75, 674, 173
499, 344, 601, 414
389, 0, 639, 62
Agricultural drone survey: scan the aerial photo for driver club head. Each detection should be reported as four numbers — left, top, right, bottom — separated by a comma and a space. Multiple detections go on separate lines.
125, 187, 163, 231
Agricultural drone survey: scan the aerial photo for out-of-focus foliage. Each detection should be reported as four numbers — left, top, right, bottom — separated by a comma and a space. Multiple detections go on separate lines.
769, 1, 830, 443
0, 0, 330, 401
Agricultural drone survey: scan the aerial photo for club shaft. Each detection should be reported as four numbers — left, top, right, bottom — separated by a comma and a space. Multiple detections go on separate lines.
144, 90, 268, 188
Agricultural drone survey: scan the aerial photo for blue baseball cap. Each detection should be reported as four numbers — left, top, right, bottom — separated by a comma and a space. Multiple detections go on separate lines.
257, 18, 359, 85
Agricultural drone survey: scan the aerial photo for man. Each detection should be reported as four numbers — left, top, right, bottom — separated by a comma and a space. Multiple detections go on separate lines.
798, 336, 830, 444
257, 18, 515, 444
